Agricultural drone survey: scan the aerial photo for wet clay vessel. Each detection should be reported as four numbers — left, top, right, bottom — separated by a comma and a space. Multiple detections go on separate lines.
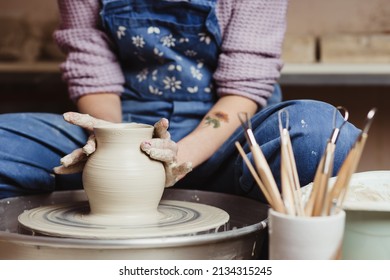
82, 123, 166, 224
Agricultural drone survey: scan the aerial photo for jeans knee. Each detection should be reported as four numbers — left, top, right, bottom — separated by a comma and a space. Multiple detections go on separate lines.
286, 101, 360, 186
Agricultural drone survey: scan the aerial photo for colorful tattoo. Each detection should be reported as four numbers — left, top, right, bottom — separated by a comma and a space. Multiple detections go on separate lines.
204, 111, 229, 128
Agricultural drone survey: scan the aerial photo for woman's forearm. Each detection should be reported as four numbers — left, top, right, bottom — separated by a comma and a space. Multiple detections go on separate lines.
177, 95, 258, 168
76, 93, 122, 123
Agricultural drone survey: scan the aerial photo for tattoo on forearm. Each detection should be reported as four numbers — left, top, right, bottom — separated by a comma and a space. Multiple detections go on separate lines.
204, 111, 229, 128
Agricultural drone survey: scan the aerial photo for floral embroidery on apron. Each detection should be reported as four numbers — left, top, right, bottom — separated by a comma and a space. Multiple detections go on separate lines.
100, 0, 221, 102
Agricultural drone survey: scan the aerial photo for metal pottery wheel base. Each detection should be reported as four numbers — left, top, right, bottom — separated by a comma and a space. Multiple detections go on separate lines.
0, 189, 269, 260
18, 200, 230, 239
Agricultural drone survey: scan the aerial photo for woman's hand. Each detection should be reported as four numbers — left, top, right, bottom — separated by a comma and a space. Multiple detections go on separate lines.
55, 113, 192, 187
141, 118, 192, 187
53, 112, 111, 174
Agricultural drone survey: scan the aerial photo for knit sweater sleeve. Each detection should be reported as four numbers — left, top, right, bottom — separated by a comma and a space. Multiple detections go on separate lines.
53, 0, 125, 102
214, 0, 288, 108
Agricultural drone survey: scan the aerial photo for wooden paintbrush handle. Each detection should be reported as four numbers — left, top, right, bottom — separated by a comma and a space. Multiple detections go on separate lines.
251, 144, 286, 213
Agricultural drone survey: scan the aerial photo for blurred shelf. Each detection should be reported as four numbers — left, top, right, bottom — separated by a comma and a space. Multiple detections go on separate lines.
0, 62, 61, 85
280, 63, 390, 86
1, 62, 390, 86
0, 62, 60, 73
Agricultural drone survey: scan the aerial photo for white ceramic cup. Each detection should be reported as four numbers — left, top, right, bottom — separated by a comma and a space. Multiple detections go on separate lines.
268, 208, 346, 260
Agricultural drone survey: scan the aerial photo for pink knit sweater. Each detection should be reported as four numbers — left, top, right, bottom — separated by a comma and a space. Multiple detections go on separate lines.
54, 0, 288, 108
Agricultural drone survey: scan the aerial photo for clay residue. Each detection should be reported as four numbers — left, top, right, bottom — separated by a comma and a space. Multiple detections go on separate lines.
346, 182, 390, 203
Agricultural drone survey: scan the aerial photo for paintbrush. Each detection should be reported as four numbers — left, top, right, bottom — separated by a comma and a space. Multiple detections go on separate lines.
235, 141, 274, 208
305, 106, 349, 216
311, 142, 336, 216
279, 109, 304, 216
325, 108, 377, 215
237, 112, 286, 213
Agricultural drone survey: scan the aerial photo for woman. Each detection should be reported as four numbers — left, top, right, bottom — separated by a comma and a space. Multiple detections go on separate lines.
0, 0, 359, 201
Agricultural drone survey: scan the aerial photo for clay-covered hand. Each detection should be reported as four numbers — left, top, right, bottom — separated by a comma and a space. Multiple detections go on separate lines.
140, 118, 192, 187
53, 112, 111, 174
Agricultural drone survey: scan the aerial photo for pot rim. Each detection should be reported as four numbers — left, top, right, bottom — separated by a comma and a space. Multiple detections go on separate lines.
94, 122, 153, 131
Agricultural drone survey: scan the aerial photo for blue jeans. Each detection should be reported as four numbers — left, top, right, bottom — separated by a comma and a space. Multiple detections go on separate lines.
0, 97, 360, 200
0, 113, 87, 198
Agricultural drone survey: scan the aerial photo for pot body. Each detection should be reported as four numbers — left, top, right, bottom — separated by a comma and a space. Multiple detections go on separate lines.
82, 123, 165, 219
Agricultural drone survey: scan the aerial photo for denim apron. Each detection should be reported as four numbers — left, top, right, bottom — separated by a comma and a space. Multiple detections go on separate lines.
100, 0, 221, 140
98, 0, 359, 201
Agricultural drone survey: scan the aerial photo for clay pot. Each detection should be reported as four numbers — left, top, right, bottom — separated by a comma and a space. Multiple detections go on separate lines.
82, 123, 166, 224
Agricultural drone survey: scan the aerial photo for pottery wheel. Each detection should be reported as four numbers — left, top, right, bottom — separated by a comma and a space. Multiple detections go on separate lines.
18, 200, 230, 239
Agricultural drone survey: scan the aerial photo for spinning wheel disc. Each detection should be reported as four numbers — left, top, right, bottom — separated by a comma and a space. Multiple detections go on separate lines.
18, 200, 230, 239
